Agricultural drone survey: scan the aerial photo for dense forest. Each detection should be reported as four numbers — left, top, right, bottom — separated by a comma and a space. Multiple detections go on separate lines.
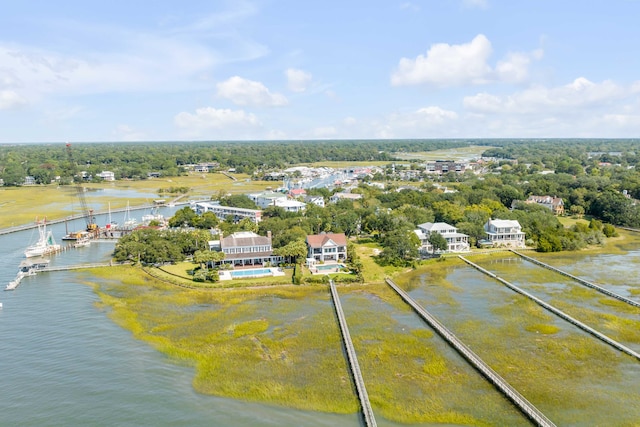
0, 139, 478, 184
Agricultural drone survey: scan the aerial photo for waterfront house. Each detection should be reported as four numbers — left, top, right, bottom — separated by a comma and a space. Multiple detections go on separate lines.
97, 171, 116, 181
306, 233, 347, 262
414, 222, 470, 254
209, 231, 280, 267
484, 219, 525, 248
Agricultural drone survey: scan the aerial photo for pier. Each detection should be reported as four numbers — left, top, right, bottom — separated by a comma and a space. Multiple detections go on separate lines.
510, 250, 640, 308
385, 278, 556, 427
459, 256, 640, 362
329, 280, 377, 427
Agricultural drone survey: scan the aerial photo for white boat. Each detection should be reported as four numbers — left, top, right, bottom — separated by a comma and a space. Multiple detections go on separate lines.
122, 201, 138, 229
24, 220, 61, 258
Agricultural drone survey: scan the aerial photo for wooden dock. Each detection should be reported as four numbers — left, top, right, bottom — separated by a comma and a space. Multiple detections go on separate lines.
459, 256, 640, 362
329, 280, 377, 427
385, 278, 556, 427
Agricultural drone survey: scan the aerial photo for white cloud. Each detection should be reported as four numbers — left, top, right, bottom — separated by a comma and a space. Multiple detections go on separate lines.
391, 34, 542, 87
391, 34, 493, 86
0, 89, 27, 109
464, 78, 626, 113
217, 76, 288, 107
285, 68, 312, 92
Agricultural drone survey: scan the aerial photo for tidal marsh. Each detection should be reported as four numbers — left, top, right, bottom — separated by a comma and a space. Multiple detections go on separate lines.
401, 262, 640, 425
86, 266, 358, 414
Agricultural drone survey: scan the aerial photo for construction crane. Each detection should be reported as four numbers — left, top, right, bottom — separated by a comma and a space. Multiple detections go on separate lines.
65, 143, 99, 233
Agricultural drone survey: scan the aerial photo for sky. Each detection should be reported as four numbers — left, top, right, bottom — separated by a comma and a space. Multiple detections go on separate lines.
1, 0, 640, 143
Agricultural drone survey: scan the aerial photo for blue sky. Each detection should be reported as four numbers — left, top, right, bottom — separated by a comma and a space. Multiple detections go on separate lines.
1, 0, 640, 142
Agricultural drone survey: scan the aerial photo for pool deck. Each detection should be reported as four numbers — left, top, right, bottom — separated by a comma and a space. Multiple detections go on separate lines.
310, 263, 347, 275
218, 267, 286, 281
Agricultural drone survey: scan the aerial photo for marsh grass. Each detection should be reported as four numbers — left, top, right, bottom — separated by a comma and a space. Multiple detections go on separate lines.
0, 173, 273, 228
401, 264, 640, 425
338, 285, 529, 426
85, 266, 358, 414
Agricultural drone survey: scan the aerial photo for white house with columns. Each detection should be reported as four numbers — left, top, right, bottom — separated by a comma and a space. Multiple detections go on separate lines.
484, 219, 526, 248
414, 222, 470, 254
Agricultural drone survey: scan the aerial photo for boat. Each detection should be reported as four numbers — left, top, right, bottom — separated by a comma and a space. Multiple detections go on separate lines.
24, 219, 61, 258
141, 207, 166, 226
122, 201, 138, 229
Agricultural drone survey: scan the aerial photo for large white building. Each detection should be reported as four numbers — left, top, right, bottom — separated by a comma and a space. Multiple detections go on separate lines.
414, 222, 469, 254
484, 219, 526, 248
191, 201, 262, 223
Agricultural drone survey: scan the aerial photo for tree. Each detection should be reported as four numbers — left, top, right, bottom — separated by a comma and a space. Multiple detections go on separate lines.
379, 229, 419, 266
428, 232, 448, 254
169, 206, 197, 228
193, 249, 224, 269
273, 239, 308, 264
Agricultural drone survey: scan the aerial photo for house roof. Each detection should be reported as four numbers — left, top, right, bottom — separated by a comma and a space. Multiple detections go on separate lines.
487, 219, 521, 229
306, 233, 347, 248
221, 231, 271, 248
526, 195, 564, 206
417, 222, 457, 232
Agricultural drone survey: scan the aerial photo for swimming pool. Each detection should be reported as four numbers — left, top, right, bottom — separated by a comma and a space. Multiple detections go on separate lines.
315, 263, 346, 271
230, 268, 273, 278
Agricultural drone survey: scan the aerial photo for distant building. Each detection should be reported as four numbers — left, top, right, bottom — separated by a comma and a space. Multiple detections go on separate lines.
424, 160, 469, 175
23, 176, 36, 186
306, 233, 348, 262
248, 191, 287, 208
522, 195, 565, 215
288, 188, 307, 198
329, 192, 363, 203
305, 195, 325, 208
414, 222, 469, 254
191, 201, 262, 223
97, 171, 115, 181
273, 198, 306, 213
484, 219, 525, 248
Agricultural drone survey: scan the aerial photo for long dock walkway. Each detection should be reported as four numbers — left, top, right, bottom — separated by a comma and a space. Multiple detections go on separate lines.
510, 250, 640, 308
385, 278, 555, 427
459, 256, 640, 362
329, 280, 377, 427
